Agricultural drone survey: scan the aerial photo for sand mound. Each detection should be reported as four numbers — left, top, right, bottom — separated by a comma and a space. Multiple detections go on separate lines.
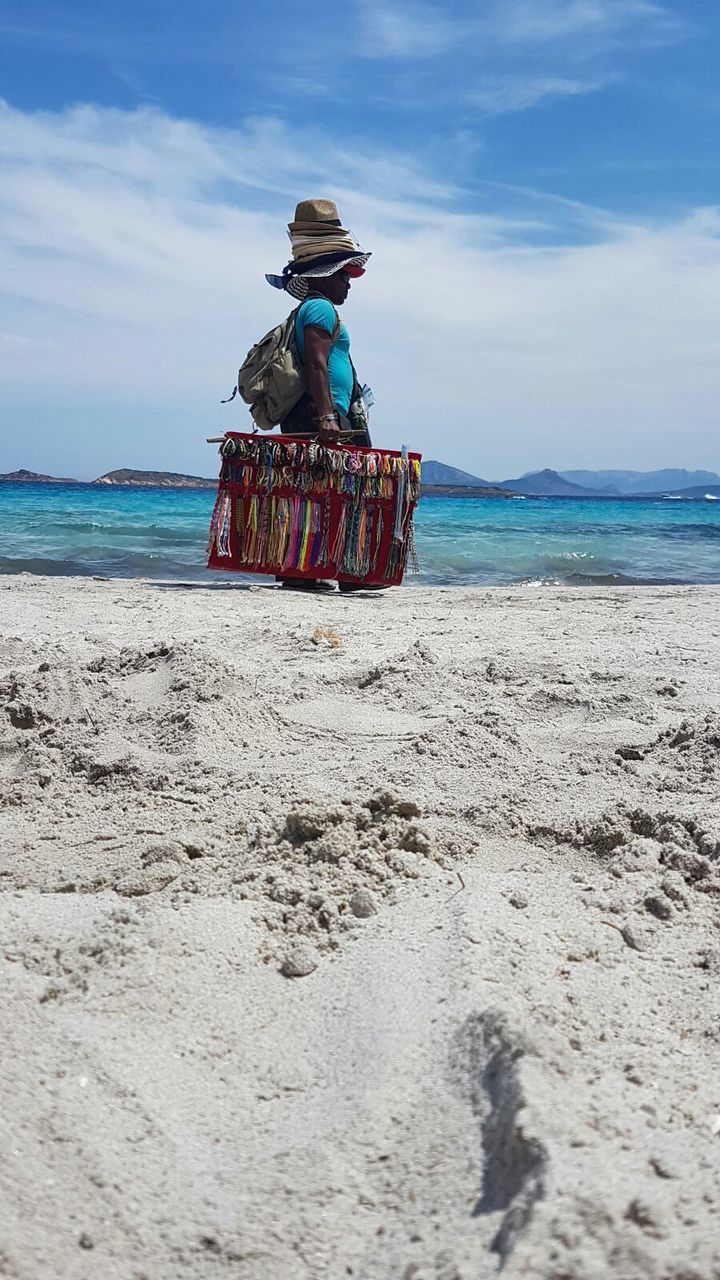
232, 789, 446, 968
527, 803, 720, 958
616, 713, 720, 794
2, 639, 447, 964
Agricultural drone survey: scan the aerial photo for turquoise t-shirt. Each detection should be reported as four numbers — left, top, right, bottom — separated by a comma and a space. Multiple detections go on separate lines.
295, 297, 354, 415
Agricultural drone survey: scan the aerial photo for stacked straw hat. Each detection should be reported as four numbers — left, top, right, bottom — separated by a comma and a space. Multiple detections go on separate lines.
266, 198, 371, 300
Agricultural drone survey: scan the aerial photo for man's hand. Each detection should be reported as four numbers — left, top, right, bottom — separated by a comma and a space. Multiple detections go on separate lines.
317, 417, 341, 443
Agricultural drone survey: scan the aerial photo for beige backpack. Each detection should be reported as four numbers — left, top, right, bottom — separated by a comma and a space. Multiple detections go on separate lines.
223, 302, 341, 431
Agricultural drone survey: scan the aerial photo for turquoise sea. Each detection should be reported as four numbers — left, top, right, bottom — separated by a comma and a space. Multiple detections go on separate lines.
1, 482, 719, 587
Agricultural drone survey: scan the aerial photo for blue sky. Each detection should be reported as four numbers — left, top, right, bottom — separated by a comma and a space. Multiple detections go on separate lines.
1, 0, 719, 479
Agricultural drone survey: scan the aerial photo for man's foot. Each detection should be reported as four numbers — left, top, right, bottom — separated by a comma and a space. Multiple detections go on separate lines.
276, 576, 335, 593
337, 581, 386, 593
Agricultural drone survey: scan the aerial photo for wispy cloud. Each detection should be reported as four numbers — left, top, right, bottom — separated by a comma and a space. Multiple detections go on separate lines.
358, 0, 456, 57
469, 75, 607, 115
0, 102, 456, 206
353, 0, 690, 124
357, 0, 688, 58
486, 0, 688, 45
1, 101, 719, 478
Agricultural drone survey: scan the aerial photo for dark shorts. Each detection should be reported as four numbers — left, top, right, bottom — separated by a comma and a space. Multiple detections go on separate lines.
280, 392, 371, 447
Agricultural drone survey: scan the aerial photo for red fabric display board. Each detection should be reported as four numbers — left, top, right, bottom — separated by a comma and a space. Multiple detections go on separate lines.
207, 433, 422, 586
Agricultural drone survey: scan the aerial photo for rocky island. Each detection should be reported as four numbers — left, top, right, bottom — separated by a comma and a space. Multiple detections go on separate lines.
94, 469, 217, 489
0, 468, 80, 484
0, 467, 217, 489
3, 466, 514, 496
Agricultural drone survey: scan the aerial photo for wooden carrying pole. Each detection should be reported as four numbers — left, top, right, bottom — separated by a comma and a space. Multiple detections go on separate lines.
207, 432, 355, 443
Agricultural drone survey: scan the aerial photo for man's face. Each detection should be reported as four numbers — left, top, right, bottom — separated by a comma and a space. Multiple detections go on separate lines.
321, 270, 351, 305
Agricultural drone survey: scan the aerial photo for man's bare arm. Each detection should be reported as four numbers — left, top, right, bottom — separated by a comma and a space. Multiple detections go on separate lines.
303, 325, 339, 441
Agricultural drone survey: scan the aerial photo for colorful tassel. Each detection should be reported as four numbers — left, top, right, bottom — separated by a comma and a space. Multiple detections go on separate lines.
208, 488, 232, 557
243, 494, 259, 563
331, 502, 348, 568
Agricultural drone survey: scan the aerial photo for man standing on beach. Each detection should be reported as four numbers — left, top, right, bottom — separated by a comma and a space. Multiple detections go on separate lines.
264, 198, 380, 593
265, 199, 372, 446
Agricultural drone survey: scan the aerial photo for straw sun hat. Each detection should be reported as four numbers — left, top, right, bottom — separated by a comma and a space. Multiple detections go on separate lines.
266, 198, 371, 300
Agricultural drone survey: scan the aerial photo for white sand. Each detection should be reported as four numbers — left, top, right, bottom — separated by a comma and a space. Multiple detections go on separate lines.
1, 575, 719, 1279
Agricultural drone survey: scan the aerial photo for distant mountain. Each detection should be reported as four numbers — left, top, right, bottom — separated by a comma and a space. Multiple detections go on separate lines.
94, 469, 216, 489
0, 468, 79, 484
560, 468, 720, 495
8, 461, 719, 499
496, 468, 601, 496
421, 460, 492, 486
